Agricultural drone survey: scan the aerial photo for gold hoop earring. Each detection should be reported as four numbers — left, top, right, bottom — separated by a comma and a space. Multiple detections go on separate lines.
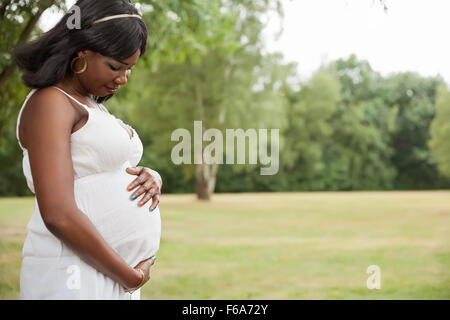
70, 57, 87, 74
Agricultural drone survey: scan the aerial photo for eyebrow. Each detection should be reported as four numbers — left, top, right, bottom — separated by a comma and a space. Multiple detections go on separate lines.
116, 59, 136, 66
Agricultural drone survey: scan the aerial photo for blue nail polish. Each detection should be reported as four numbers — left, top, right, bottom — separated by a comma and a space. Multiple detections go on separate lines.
131, 194, 136, 200
151, 207, 155, 212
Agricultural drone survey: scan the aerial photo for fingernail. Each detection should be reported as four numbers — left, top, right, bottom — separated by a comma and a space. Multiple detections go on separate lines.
139, 201, 144, 206
151, 207, 155, 212
128, 186, 132, 191
131, 194, 136, 200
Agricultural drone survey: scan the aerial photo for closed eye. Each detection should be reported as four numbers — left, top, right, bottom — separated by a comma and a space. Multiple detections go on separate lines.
109, 64, 120, 71
109, 64, 132, 71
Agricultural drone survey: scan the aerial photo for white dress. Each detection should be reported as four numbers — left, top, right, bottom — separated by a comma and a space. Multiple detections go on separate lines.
16, 86, 161, 299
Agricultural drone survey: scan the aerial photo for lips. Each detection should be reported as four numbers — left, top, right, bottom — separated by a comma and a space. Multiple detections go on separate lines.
105, 86, 118, 93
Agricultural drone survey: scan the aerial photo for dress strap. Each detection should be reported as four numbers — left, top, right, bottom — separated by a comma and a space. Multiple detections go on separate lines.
51, 86, 93, 112
51, 86, 111, 114
16, 89, 38, 151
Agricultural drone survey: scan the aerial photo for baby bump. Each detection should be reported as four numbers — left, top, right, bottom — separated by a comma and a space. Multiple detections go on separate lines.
73, 165, 161, 266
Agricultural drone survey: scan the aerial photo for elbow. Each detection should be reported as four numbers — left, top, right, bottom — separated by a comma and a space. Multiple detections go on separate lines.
42, 210, 72, 233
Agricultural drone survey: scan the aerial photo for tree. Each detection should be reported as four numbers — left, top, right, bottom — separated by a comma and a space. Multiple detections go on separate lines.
382, 72, 445, 189
281, 56, 397, 191
281, 68, 341, 190
429, 84, 450, 178
327, 56, 397, 190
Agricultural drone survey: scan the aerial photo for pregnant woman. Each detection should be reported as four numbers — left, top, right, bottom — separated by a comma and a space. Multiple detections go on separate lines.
12, 0, 162, 299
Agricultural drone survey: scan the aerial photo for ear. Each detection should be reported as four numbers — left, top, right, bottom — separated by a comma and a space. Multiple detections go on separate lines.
77, 50, 91, 58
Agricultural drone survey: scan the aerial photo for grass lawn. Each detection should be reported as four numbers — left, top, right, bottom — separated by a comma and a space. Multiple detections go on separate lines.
1, 191, 449, 299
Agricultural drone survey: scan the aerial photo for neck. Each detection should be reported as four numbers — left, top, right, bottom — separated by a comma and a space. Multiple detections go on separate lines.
57, 74, 90, 98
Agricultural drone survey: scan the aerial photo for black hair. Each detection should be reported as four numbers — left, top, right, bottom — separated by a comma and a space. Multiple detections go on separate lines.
12, 0, 147, 103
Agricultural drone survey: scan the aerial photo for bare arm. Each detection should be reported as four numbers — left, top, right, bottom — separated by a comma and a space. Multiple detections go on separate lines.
22, 88, 141, 289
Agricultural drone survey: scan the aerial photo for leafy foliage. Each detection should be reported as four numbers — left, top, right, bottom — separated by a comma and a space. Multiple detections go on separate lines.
429, 84, 450, 178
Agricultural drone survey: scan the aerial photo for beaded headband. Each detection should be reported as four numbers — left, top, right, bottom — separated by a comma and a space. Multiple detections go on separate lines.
93, 14, 143, 24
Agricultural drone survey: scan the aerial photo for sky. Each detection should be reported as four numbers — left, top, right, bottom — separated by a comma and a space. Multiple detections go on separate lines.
40, 0, 450, 84
262, 0, 450, 83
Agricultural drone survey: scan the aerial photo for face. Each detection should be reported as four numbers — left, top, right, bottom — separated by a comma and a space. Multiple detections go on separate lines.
75, 48, 141, 97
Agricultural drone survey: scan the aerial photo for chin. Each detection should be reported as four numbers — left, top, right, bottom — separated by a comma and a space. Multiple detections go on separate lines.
94, 87, 113, 98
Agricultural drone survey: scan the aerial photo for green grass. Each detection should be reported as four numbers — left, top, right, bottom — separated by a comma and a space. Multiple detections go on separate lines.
1, 191, 449, 299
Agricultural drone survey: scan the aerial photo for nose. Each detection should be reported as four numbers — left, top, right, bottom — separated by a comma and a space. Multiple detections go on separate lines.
114, 70, 130, 86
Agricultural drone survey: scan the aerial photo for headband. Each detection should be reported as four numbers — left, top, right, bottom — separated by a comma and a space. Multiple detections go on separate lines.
93, 14, 143, 24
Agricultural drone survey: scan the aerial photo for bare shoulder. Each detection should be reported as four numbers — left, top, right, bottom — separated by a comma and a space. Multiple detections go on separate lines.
25, 86, 77, 115
20, 87, 78, 149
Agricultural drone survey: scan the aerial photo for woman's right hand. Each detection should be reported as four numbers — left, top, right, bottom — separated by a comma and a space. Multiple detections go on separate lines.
125, 255, 156, 292
135, 255, 156, 283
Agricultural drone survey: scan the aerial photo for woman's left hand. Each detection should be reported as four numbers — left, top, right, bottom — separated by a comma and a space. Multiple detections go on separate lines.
126, 166, 162, 212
